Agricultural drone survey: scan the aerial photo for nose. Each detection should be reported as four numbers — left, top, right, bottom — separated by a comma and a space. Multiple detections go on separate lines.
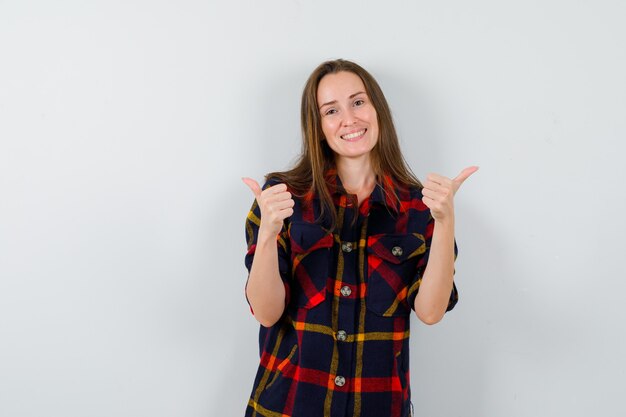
342, 108, 357, 126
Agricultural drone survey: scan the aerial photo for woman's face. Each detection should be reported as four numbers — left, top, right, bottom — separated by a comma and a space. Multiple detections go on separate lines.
317, 71, 379, 162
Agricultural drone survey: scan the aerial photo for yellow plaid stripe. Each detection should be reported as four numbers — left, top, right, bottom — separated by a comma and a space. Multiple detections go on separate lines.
290, 320, 410, 342
248, 399, 291, 417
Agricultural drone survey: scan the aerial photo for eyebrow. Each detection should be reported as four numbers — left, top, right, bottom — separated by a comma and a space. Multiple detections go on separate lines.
319, 91, 366, 109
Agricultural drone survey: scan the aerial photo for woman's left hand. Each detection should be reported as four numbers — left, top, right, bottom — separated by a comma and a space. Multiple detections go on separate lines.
421, 166, 479, 223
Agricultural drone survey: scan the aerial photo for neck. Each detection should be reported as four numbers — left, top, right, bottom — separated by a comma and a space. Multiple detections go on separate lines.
335, 156, 376, 194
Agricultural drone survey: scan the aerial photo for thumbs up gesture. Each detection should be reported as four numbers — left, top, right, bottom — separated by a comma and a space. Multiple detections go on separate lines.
421, 166, 478, 223
242, 177, 295, 238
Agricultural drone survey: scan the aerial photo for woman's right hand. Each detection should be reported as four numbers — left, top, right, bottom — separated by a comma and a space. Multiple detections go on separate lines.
242, 177, 295, 239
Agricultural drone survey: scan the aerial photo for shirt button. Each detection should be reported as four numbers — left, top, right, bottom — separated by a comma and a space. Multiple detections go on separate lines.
341, 242, 353, 252
336, 330, 347, 341
391, 246, 403, 257
340, 285, 352, 297
334, 375, 346, 387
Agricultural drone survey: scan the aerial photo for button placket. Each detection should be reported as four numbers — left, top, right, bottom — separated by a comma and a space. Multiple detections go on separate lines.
333, 206, 359, 397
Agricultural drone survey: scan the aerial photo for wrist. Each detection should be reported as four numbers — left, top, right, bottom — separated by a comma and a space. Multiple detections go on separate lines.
257, 226, 280, 244
433, 216, 455, 231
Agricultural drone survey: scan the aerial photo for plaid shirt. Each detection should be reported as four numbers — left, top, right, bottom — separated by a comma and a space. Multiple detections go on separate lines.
244, 169, 458, 417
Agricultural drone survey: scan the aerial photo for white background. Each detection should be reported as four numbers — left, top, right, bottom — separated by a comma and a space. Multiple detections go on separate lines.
1, 1, 625, 416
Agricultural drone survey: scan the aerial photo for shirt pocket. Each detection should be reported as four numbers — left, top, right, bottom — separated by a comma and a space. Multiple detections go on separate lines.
289, 221, 334, 309
366, 233, 426, 317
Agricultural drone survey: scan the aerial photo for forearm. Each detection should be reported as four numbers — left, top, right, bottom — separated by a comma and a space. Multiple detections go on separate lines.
246, 229, 287, 327
413, 218, 456, 325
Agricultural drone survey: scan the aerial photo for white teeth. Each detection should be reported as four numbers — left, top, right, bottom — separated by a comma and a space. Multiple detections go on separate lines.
341, 129, 365, 140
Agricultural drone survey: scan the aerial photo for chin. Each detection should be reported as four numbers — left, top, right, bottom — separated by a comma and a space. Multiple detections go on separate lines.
330, 142, 377, 159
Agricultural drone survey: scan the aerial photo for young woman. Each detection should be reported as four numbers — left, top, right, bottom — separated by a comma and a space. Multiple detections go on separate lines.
242, 59, 477, 417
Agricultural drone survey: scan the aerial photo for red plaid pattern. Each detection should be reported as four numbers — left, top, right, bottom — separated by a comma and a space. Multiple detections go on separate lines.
244, 169, 458, 417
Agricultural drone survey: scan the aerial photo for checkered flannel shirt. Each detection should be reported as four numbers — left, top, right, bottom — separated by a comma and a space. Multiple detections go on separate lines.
244, 169, 458, 417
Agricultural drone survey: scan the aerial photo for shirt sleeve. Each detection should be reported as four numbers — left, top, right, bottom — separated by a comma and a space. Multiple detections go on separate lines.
243, 180, 292, 315
408, 215, 459, 313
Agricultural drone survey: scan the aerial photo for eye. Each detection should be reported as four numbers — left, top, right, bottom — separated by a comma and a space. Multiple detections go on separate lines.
324, 108, 337, 116
354, 99, 365, 106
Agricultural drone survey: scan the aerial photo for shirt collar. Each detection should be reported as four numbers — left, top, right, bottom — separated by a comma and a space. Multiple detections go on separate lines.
319, 168, 403, 212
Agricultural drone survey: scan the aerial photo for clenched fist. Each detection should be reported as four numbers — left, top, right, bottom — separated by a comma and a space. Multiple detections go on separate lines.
421, 166, 478, 223
242, 177, 295, 239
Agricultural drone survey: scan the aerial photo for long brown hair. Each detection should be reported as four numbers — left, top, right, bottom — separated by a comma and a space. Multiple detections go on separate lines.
267, 59, 422, 230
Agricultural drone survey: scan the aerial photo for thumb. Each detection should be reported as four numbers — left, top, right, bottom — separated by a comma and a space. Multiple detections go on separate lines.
453, 166, 479, 187
241, 177, 262, 199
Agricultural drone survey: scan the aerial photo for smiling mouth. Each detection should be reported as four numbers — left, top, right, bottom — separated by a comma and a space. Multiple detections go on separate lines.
341, 129, 366, 141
